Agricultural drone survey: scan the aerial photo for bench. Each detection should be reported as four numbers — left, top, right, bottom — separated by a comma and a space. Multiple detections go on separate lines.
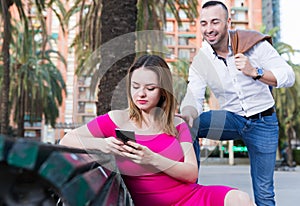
0, 135, 134, 206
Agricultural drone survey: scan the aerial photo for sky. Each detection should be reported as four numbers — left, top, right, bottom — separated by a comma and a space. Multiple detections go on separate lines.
280, 0, 300, 64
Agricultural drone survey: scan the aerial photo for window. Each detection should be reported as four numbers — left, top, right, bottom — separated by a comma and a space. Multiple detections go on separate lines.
178, 49, 190, 60
78, 102, 85, 113
84, 77, 92, 85
65, 103, 73, 111
232, 24, 246, 30
178, 37, 189, 45
178, 22, 190, 31
166, 48, 175, 59
165, 22, 174, 32
179, 9, 187, 19
164, 35, 175, 46
83, 116, 95, 123
85, 103, 96, 114
179, 0, 188, 6
234, 11, 247, 21
234, 0, 245, 7
178, 34, 196, 45
166, 10, 174, 18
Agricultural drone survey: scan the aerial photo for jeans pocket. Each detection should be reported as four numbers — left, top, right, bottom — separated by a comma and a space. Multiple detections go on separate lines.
261, 114, 278, 126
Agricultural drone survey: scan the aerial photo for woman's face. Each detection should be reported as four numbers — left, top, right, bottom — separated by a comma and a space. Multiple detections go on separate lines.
130, 67, 161, 113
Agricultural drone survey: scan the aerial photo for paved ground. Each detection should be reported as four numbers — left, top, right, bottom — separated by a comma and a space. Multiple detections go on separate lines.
198, 162, 300, 206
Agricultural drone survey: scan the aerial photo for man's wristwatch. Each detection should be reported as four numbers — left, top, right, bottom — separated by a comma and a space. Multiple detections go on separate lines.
253, 67, 264, 80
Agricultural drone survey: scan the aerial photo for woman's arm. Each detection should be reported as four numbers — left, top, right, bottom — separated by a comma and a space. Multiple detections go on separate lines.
151, 142, 198, 183
59, 125, 93, 148
59, 124, 126, 156
124, 141, 198, 183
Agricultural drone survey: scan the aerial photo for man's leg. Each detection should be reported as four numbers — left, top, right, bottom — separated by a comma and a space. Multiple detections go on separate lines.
241, 113, 278, 206
198, 110, 278, 205
193, 137, 201, 168
196, 110, 241, 168
198, 110, 242, 140
191, 117, 201, 168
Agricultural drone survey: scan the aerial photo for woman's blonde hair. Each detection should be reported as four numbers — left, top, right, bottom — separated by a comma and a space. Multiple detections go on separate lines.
126, 54, 177, 136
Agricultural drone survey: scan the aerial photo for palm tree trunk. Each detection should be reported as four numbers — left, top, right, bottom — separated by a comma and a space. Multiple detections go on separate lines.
96, 0, 137, 115
17, 78, 25, 137
0, 0, 11, 135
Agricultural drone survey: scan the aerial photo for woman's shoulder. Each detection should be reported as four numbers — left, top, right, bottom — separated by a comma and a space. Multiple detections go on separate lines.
108, 109, 128, 117
108, 109, 130, 126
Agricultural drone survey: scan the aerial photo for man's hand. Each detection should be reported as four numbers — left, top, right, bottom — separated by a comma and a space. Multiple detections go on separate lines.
176, 106, 198, 127
234, 53, 257, 78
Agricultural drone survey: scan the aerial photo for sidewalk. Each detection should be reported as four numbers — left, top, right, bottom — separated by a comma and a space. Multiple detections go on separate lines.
198, 162, 300, 206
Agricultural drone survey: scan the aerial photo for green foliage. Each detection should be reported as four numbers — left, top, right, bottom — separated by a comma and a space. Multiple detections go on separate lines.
263, 27, 300, 152
9, 21, 67, 128
170, 59, 189, 107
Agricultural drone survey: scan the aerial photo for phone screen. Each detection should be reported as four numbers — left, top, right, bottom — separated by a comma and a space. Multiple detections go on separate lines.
115, 128, 135, 143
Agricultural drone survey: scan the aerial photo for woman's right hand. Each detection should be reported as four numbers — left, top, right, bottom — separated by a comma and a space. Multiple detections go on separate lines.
103, 137, 127, 156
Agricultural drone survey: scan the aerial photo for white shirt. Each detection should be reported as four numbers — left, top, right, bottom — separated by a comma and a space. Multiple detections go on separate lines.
181, 39, 295, 117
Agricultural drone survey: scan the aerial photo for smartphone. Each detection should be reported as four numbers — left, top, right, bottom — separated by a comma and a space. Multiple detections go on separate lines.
115, 128, 135, 143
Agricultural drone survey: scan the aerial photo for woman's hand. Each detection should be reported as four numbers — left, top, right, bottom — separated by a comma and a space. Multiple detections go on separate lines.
103, 137, 127, 156
121, 141, 156, 165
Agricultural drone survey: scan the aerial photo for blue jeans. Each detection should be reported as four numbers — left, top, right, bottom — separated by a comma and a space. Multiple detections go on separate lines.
198, 110, 278, 206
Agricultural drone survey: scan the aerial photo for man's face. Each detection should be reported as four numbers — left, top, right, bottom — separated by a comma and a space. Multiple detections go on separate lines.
200, 5, 230, 48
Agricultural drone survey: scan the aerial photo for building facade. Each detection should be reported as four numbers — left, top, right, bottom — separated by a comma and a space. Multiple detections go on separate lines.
164, 0, 263, 64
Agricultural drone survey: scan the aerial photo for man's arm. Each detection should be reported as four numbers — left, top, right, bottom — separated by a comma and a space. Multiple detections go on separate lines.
235, 53, 278, 86
255, 41, 295, 88
180, 52, 207, 126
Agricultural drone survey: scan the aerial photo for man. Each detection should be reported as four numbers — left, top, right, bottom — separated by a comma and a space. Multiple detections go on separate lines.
180, 1, 295, 206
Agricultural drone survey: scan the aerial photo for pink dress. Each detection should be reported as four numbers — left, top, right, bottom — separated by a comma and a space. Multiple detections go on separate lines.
87, 114, 235, 206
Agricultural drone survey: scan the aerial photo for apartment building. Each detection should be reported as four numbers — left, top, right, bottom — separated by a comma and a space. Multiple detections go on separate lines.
164, 0, 263, 64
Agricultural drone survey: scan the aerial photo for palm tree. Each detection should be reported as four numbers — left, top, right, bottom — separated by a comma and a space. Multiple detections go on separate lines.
9, 21, 67, 137
0, 1, 34, 134
170, 58, 189, 110
272, 42, 300, 165
96, 0, 137, 114
0, 0, 66, 136
0, 0, 15, 135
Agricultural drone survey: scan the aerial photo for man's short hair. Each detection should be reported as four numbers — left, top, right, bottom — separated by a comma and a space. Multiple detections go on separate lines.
202, 1, 229, 19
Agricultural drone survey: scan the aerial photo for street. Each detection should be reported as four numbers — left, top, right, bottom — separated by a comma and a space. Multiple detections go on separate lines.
198, 163, 300, 205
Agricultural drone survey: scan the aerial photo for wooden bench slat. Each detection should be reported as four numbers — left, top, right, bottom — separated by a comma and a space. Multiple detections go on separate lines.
61, 167, 114, 206
39, 152, 99, 188
0, 135, 22, 162
117, 179, 134, 206
91, 172, 122, 206
7, 140, 39, 170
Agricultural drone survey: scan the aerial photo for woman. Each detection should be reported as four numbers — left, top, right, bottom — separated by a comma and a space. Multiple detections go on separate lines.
60, 55, 254, 206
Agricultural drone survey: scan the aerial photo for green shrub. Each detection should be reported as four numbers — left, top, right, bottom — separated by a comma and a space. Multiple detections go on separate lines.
293, 149, 300, 165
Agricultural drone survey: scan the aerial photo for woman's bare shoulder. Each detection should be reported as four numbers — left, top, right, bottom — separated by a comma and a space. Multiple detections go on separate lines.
108, 109, 130, 126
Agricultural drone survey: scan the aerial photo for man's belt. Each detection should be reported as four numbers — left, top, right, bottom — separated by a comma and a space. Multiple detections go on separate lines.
245, 107, 275, 119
